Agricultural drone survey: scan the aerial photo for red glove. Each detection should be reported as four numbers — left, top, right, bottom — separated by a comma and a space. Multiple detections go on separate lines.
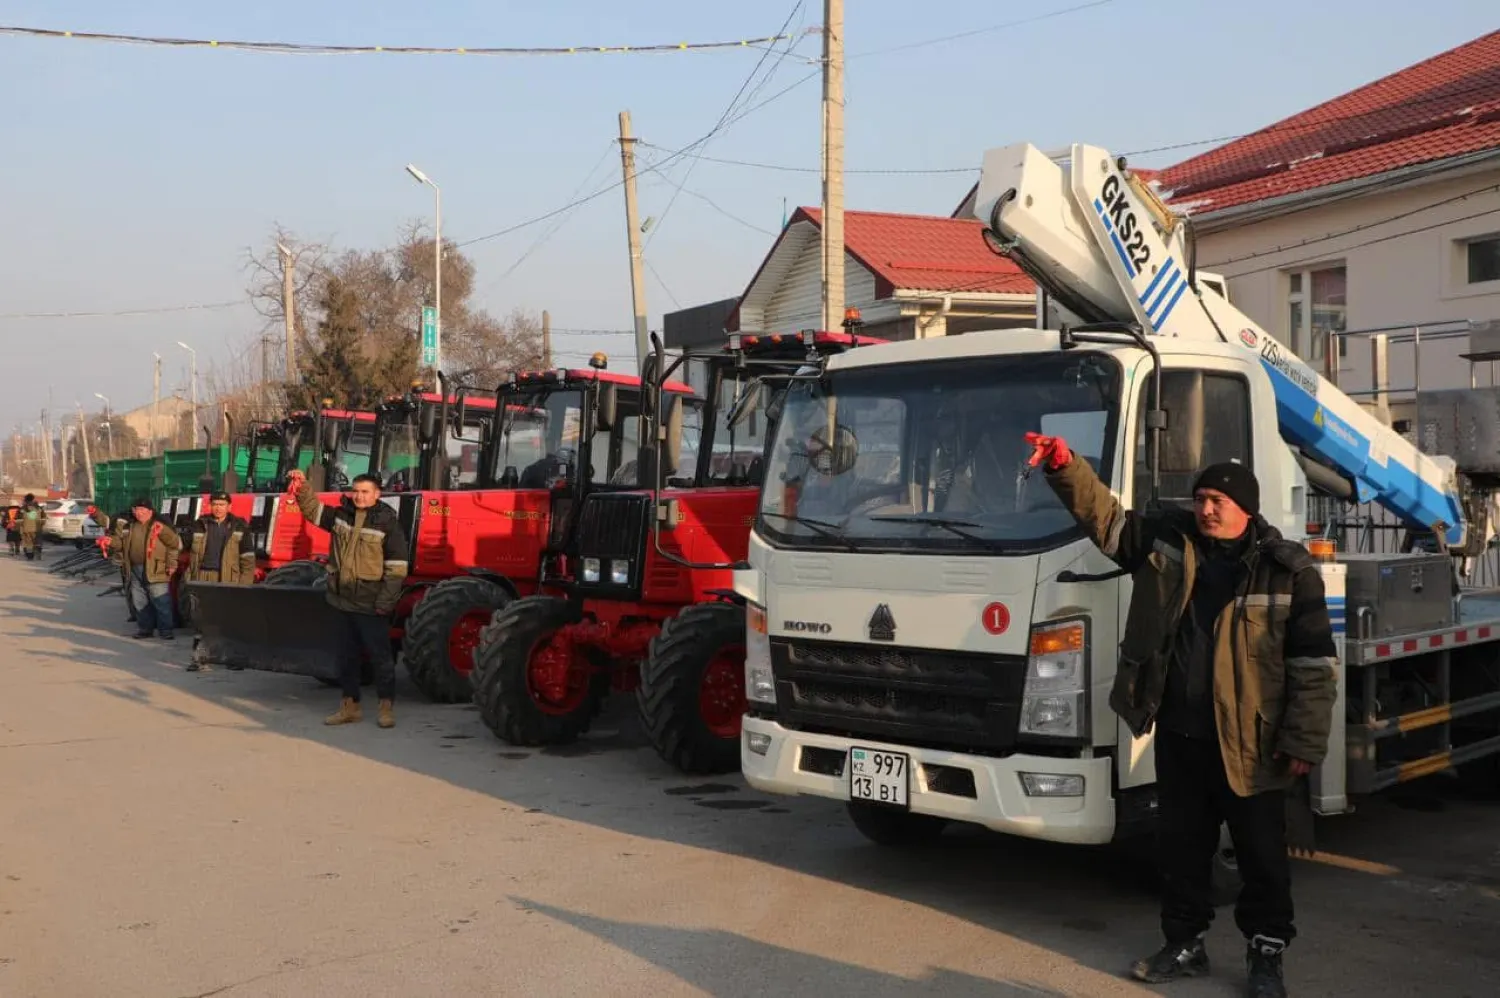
86, 505, 97, 516
285, 469, 307, 499
1024, 432, 1073, 471
96, 536, 111, 556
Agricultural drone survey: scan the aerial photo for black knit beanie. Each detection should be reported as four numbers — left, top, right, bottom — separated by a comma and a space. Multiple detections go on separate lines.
1192, 462, 1260, 517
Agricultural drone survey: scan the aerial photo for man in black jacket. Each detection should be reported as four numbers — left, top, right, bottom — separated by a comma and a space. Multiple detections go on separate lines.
286, 470, 409, 729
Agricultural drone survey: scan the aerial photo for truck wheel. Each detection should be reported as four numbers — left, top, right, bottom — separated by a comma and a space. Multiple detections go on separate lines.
637, 602, 746, 774
263, 560, 324, 587
845, 802, 948, 847
403, 576, 513, 703
472, 596, 608, 746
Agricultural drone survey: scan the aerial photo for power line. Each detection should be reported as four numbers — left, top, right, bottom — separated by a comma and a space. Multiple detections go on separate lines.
1227, 202, 1500, 279
1204, 180, 1500, 269
645, 258, 684, 310
849, 0, 1120, 58
637, 144, 975, 176
456, 65, 821, 248
0, 300, 248, 319
0, 23, 805, 57
648, 175, 781, 236
645, 2, 808, 251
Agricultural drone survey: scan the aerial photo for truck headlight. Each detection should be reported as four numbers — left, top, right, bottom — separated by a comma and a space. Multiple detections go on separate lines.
745, 603, 775, 705
609, 559, 630, 585
581, 557, 601, 583
1020, 618, 1088, 740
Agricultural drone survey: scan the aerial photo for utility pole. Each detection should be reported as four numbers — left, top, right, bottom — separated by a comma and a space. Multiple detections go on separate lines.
819, 0, 846, 335
77, 404, 93, 500
618, 111, 650, 373
40, 408, 54, 488
152, 352, 162, 456
279, 242, 297, 382
541, 310, 553, 368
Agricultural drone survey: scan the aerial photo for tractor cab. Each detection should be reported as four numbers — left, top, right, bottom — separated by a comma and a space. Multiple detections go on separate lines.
468, 329, 881, 773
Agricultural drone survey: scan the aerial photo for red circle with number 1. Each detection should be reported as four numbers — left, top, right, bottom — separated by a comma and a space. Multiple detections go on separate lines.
982, 602, 1011, 636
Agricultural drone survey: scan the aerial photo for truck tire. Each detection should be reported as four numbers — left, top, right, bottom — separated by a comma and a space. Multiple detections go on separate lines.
637, 602, 746, 774
403, 576, 513, 703
472, 596, 608, 746
263, 560, 325, 587
845, 802, 948, 847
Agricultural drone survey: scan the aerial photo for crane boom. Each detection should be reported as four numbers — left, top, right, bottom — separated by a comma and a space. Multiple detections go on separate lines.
972, 142, 1473, 551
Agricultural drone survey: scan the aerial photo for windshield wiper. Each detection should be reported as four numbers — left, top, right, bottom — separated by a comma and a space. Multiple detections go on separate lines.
867, 514, 1002, 548
759, 511, 857, 551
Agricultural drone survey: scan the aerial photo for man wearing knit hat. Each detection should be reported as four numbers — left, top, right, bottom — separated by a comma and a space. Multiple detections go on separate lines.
1026, 432, 1336, 998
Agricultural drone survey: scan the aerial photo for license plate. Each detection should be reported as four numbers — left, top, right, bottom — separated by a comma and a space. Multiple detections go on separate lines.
849, 746, 910, 808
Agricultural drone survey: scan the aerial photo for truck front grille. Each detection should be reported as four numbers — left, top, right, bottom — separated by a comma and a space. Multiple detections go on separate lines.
770, 638, 1027, 753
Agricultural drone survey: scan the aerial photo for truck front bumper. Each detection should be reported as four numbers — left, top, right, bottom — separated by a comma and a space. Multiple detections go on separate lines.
741, 716, 1116, 845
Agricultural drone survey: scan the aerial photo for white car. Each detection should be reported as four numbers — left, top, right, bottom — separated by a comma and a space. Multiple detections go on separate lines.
43, 499, 101, 543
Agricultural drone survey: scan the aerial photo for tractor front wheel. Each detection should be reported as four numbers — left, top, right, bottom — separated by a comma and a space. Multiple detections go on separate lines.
263, 560, 325, 587
403, 576, 513, 703
472, 596, 608, 746
637, 602, 746, 774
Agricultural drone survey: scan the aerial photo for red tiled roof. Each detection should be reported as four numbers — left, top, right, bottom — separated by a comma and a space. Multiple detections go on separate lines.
1157, 30, 1500, 214
797, 207, 1032, 294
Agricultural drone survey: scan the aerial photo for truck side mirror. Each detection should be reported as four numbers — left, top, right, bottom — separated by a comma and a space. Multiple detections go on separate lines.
597, 383, 618, 432
322, 417, 340, 454
1157, 370, 1206, 474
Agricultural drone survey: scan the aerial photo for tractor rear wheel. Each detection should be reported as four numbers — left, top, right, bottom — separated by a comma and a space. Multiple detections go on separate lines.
637, 602, 746, 774
263, 560, 325, 587
403, 576, 513, 703
472, 596, 608, 746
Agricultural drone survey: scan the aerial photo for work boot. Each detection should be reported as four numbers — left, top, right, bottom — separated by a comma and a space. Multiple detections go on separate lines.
324, 698, 362, 726
377, 699, 395, 729
1130, 937, 1209, 983
1245, 936, 1287, 998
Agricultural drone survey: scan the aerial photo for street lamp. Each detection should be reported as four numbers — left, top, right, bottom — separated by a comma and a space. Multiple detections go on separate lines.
177, 341, 198, 445
405, 163, 441, 375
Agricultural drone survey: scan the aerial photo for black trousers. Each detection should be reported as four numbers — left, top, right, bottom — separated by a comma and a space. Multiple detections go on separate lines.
1155, 730, 1295, 945
335, 609, 396, 702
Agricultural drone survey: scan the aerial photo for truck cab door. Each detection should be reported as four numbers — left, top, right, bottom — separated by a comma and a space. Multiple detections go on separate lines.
1115, 356, 1261, 792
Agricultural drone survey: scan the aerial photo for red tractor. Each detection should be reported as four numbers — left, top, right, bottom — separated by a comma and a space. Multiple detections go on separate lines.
400, 362, 696, 702
189, 364, 691, 687
470, 330, 877, 773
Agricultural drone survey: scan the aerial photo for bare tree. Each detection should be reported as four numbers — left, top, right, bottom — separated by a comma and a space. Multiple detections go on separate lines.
244, 225, 330, 383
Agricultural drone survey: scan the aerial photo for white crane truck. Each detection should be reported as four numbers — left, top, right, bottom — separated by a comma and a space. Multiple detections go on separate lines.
736, 141, 1500, 859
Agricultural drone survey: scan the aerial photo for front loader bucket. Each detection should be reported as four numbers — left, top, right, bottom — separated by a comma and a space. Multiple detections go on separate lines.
188, 581, 343, 679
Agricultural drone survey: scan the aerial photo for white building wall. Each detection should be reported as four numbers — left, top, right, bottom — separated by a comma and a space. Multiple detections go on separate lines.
1196, 167, 1500, 395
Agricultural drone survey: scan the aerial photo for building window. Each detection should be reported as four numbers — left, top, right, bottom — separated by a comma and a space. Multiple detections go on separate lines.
1468, 236, 1500, 285
1285, 265, 1347, 364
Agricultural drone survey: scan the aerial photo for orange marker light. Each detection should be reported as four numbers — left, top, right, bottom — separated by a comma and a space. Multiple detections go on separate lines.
1030, 623, 1084, 657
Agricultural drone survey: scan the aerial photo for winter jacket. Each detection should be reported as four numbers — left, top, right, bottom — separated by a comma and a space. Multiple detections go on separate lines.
17, 501, 45, 536
105, 514, 183, 585
293, 484, 409, 615
186, 514, 255, 584
1045, 456, 1338, 797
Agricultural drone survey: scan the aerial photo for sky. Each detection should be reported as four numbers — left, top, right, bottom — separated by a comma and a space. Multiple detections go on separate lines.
1, 0, 1496, 438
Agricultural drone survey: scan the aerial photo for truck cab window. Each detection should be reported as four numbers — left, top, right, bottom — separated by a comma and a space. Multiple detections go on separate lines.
1133, 372, 1252, 510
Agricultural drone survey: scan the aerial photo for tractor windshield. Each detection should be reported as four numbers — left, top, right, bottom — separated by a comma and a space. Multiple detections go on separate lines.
328, 420, 374, 488
376, 411, 423, 491
696, 367, 777, 487
491, 388, 585, 489
757, 351, 1122, 555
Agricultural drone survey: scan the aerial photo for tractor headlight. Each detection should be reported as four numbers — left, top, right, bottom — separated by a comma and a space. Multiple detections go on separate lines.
609, 559, 630, 586
1020, 618, 1089, 740
581, 557, 601, 583
745, 603, 775, 705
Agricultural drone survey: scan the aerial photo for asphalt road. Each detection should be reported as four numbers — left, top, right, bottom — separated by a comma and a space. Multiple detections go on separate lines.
2, 550, 1499, 997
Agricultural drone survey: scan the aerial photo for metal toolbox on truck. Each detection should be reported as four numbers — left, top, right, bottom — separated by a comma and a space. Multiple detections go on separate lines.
1339, 553, 1454, 639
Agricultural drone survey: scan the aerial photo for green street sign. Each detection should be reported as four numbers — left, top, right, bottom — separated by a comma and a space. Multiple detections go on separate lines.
420, 306, 438, 366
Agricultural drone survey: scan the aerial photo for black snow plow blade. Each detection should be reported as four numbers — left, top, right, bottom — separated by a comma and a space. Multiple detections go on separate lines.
189, 581, 341, 679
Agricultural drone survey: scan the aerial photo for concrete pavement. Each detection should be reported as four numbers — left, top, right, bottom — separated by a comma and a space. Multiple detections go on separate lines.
1, 551, 1499, 997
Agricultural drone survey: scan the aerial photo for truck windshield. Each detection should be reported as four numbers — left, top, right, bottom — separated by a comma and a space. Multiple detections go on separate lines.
758, 352, 1122, 554
331, 421, 374, 486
